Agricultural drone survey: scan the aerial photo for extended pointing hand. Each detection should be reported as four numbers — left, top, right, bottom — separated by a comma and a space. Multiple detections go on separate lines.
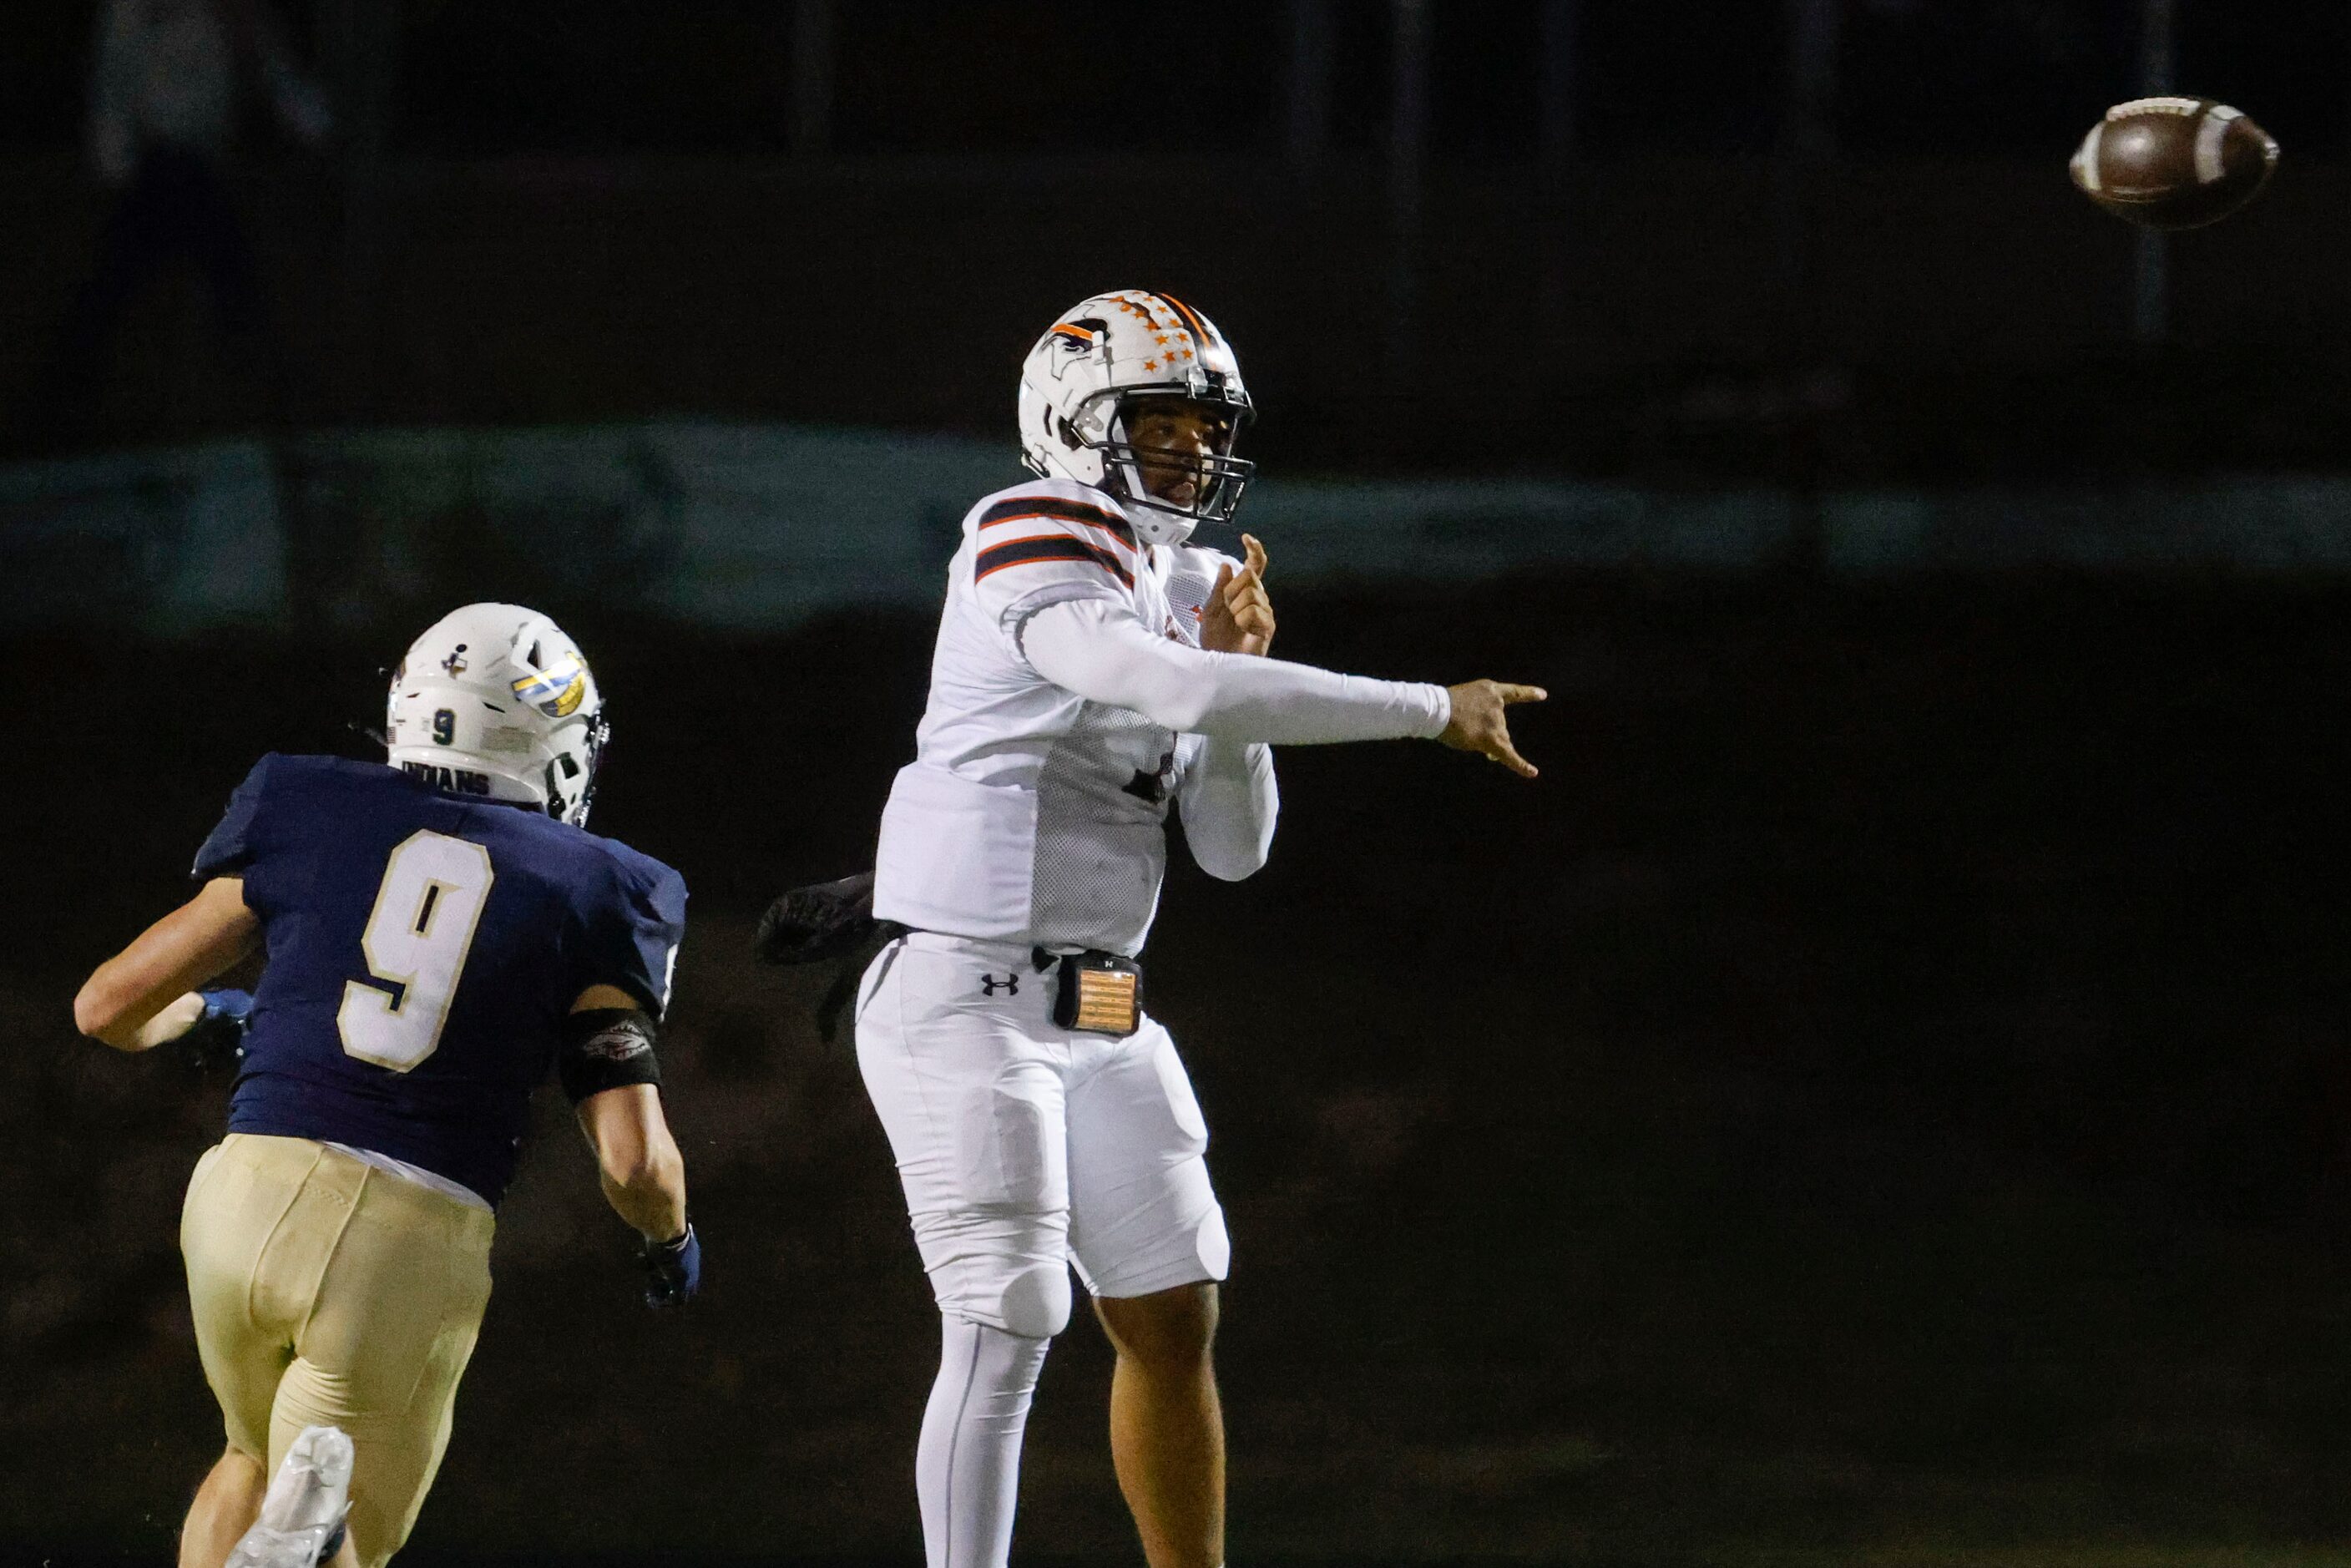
1438, 682, 1547, 778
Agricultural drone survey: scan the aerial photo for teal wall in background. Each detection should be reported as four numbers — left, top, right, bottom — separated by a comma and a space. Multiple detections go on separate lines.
11, 422, 2351, 635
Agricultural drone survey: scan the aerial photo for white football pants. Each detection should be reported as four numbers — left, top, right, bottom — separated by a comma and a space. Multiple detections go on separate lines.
855, 930, 1231, 1568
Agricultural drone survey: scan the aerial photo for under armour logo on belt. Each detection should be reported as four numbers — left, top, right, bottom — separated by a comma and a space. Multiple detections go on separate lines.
980, 973, 1019, 997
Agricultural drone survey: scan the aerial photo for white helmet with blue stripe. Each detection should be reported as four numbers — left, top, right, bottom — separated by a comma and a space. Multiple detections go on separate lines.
386, 603, 609, 826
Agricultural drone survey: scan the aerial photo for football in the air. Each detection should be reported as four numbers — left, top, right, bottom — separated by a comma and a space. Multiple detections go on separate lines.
2069, 97, 2278, 230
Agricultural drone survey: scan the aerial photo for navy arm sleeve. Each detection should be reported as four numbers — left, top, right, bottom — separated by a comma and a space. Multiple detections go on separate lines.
584, 854, 688, 1019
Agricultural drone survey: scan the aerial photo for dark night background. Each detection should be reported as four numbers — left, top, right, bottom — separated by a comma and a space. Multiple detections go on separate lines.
10, 3, 2351, 1565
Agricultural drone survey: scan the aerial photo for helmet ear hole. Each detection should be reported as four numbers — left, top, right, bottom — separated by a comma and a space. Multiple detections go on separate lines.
1057, 414, 1084, 452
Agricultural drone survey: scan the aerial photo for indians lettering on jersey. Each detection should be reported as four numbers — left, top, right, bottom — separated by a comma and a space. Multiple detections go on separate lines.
193, 753, 687, 1206
873, 478, 1234, 955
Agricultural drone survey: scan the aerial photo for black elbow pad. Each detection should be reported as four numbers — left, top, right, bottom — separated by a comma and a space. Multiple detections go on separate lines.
558, 1008, 662, 1104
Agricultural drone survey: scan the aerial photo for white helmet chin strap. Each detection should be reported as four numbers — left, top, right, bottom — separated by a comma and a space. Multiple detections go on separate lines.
1123, 497, 1196, 548
1037, 436, 1191, 546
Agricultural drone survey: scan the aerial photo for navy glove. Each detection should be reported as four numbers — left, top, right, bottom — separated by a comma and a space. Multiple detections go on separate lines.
641, 1224, 701, 1309
179, 988, 254, 1074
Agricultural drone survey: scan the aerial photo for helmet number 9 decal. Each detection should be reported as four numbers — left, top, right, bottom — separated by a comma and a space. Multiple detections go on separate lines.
432, 708, 455, 746
336, 830, 495, 1072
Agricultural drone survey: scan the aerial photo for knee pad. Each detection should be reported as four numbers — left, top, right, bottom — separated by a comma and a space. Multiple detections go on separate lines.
1071, 1183, 1231, 1301
913, 1210, 1073, 1336
992, 1259, 1072, 1339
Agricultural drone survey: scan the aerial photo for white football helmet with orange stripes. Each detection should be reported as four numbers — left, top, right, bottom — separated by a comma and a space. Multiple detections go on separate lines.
385, 602, 609, 827
1017, 290, 1255, 548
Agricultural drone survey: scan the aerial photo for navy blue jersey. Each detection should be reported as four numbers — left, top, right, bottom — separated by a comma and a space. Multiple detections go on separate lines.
194, 754, 687, 1206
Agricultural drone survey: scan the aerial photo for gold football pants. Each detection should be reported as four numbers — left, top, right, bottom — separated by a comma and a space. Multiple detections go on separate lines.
180, 1134, 494, 1568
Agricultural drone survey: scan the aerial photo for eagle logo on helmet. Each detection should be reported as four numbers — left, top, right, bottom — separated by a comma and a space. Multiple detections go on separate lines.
1044, 319, 1109, 385
511, 653, 588, 718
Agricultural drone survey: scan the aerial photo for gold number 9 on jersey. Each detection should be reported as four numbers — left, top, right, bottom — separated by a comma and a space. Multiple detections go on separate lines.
337, 829, 496, 1072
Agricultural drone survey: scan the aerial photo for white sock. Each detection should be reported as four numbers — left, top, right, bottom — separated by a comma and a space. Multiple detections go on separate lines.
916, 1315, 1051, 1568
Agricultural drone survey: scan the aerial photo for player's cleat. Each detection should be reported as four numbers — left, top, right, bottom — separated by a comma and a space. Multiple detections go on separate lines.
224, 1424, 354, 1568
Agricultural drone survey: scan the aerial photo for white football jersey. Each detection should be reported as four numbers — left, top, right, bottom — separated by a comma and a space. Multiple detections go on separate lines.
873, 478, 1236, 955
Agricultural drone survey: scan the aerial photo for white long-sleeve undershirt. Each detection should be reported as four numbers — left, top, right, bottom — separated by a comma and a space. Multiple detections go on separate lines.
1018, 598, 1452, 746
1176, 736, 1278, 881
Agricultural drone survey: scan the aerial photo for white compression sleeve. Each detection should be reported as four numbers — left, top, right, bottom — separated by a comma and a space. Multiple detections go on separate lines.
1019, 597, 1452, 744
918, 1318, 1050, 1568
1177, 738, 1278, 881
